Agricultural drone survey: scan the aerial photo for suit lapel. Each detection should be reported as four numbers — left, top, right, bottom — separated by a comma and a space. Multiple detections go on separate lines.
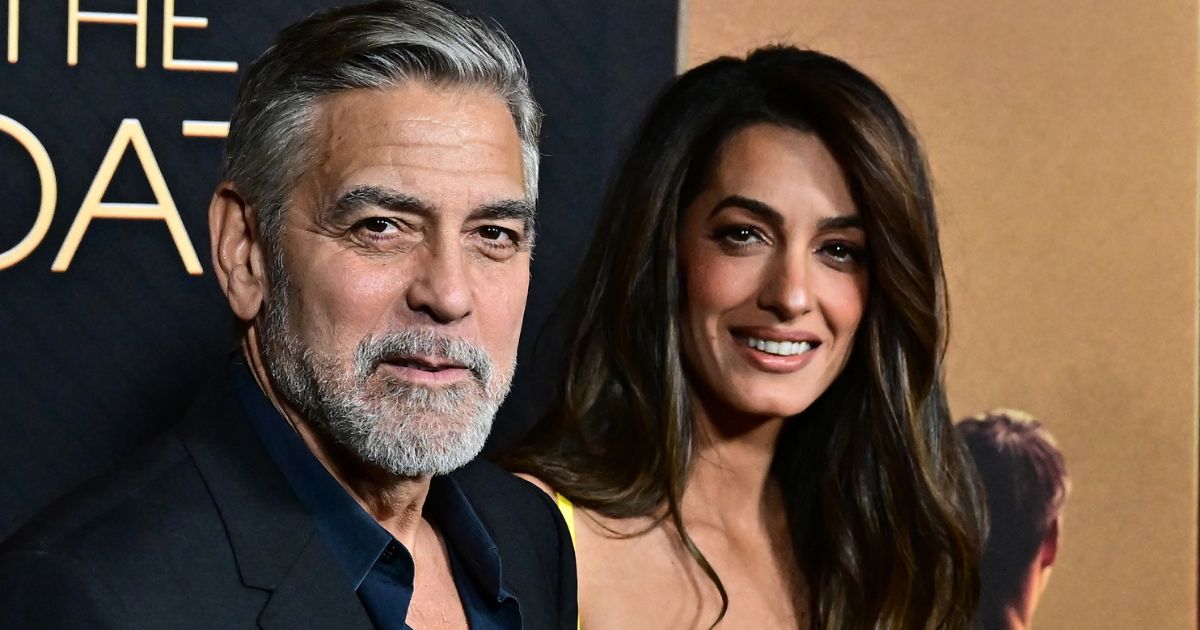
176, 374, 373, 630
257, 533, 374, 630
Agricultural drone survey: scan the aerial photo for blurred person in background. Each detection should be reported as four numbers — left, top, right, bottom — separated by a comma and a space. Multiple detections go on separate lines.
959, 410, 1070, 630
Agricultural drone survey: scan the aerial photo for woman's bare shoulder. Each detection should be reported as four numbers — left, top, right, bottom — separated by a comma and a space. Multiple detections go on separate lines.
513, 472, 557, 499
511, 474, 655, 538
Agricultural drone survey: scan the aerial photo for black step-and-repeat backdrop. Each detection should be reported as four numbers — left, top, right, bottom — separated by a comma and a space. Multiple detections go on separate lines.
0, 0, 677, 538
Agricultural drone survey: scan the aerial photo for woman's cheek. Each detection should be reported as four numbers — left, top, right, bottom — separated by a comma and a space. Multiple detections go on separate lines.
686, 252, 763, 315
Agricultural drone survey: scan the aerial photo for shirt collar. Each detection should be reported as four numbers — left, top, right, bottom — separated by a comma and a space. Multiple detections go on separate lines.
427, 474, 512, 603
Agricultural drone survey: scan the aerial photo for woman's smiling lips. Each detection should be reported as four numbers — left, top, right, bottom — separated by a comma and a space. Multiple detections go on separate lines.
729, 327, 822, 373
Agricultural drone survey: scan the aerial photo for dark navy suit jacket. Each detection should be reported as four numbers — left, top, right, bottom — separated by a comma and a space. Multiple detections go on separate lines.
0, 374, 576, 629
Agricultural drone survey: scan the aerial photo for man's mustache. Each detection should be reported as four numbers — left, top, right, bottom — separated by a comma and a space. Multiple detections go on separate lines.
353, 330, 494, 389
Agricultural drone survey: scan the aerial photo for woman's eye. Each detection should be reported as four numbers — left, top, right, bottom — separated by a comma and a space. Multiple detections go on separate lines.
820, 241, 865, 264
714, 225, 766, 246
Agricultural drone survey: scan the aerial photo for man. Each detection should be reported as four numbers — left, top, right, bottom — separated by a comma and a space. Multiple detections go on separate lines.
0, 2, 575, 628
958, 410, 1071, 630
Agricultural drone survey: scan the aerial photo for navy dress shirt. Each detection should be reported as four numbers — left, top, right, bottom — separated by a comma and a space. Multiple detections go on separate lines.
231, 361, 522, 630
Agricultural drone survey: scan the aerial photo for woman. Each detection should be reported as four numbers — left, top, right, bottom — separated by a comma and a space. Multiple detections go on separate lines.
507, 46, 984, 629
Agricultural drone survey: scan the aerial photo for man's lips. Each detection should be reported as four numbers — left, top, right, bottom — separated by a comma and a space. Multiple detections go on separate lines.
382, 355, 467, 372
378, 355, 472, 384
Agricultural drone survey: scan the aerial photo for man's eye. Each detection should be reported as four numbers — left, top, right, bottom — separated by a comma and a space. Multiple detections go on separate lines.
360, 218, 398, 234
479, 226, 516, 244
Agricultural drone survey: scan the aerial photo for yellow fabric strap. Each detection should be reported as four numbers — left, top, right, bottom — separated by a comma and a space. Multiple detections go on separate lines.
554, 493, 581, 630
555, 493, 577, 545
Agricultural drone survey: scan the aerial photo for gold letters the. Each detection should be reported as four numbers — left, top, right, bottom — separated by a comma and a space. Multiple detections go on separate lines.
162, 0, 237, 73
67, 0, 148, 68
6, 0, 17, 63
0, 115, 57, 270
181, 120, 229, 138
52, 119, 201, 275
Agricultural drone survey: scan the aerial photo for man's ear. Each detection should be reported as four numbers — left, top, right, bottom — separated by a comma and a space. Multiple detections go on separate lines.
209, 183, 269, 322
1039, 516, 1060, 569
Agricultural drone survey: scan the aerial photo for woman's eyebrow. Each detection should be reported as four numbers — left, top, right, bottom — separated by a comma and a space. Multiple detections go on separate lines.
708, 195, 784, 227
709, 195, 863, 231
818, 215, 863, 231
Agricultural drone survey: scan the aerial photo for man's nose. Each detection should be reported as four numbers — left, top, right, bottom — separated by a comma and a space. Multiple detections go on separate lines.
757, 249, 812, 321
405, 239, 473, 324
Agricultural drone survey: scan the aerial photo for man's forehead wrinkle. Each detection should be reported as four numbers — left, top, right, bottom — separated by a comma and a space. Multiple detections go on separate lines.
315, 120, 520, 181
360, 125, 521, 178
318, 86, 517, 147
300, 84, 527, 227
317, 83, 515, 138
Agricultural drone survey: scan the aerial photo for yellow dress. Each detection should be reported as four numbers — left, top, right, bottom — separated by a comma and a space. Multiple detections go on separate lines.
556, 493, 577, 544
555, 493, 581, 630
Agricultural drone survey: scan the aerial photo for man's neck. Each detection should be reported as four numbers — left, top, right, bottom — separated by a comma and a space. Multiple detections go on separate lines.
240, 332, 431, 550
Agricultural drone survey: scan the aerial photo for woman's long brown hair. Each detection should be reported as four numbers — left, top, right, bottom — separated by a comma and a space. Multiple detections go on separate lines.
505, 46, 985, 629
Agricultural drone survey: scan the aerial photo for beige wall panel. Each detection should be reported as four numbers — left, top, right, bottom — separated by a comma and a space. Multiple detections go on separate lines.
685, 2, 1198, 628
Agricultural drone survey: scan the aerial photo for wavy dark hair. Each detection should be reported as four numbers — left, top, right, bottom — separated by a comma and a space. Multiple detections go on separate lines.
506, 46, 984, 628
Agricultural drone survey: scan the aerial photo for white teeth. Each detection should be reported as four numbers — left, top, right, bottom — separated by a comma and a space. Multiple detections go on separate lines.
744, 336, 813, 356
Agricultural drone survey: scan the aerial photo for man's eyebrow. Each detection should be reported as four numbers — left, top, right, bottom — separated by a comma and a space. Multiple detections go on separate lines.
468, 199, 536, 233
326, 185, 536, 235
709, 194, 863, 231
327, 185, 434, 218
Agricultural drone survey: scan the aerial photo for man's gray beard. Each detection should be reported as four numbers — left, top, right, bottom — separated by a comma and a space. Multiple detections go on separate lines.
258, 273, 514, 477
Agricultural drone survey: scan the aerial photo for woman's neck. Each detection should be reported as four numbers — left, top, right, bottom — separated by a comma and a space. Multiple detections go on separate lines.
680, 400, 787, 535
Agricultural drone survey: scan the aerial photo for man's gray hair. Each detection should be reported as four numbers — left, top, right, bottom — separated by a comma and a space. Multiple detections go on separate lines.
222, 0, 541, 251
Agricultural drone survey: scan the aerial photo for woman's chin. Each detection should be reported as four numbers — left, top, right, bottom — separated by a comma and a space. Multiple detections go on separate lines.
720, 393, 820, 424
